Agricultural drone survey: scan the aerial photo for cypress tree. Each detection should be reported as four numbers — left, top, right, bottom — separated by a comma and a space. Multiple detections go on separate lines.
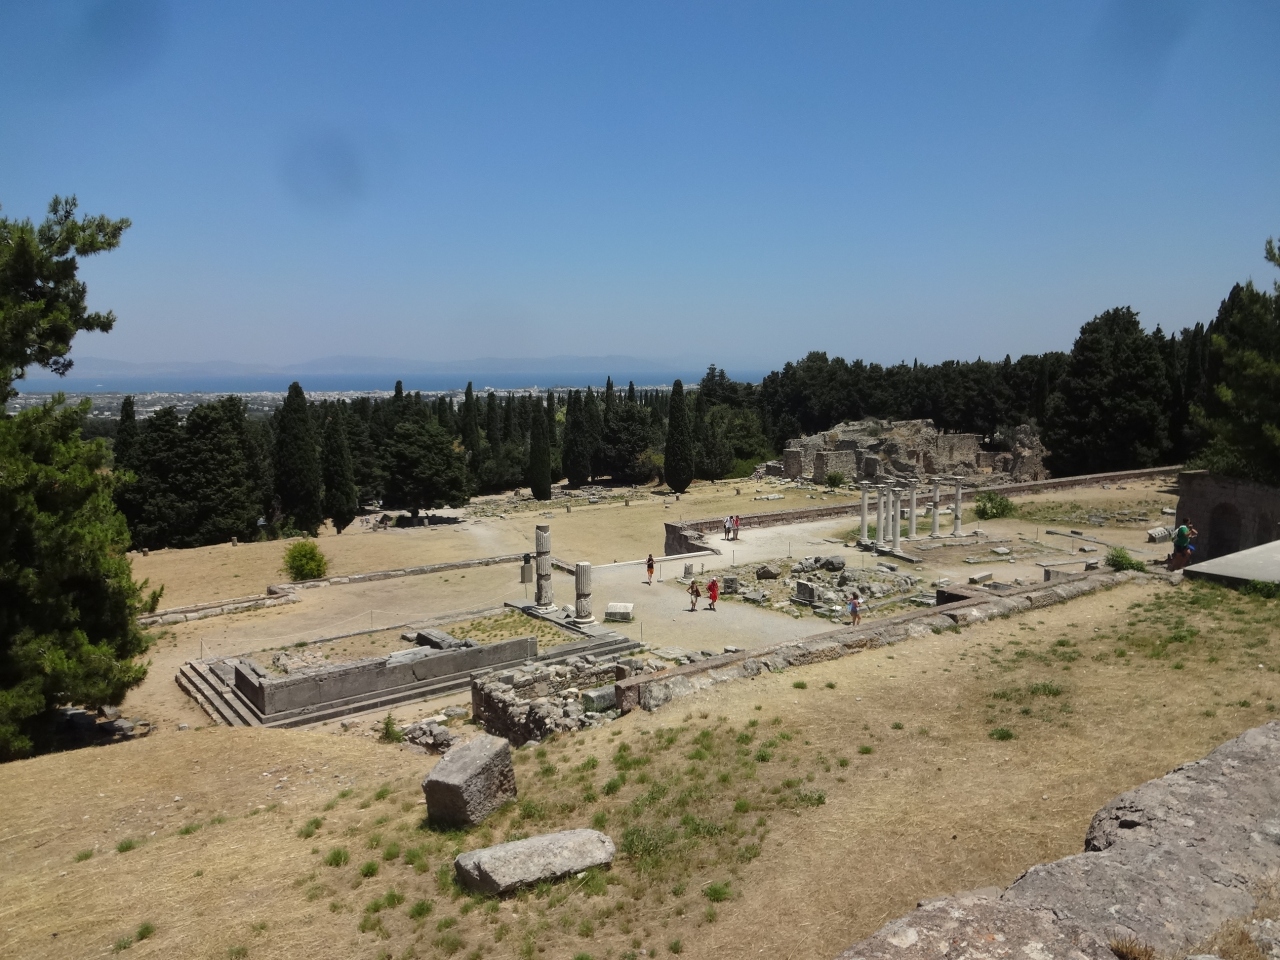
563, 390, 591, 487
274, 381, 324, 534
485, 391, 502, 446
527, 397, 552, 500
115, 395, 138, 470
582, 386, 604, 480
461, 381, 481, 458
664, 379, 695, 493
321, 408, 359, 533
627, 380, 636, 403
177, 396, 261, 547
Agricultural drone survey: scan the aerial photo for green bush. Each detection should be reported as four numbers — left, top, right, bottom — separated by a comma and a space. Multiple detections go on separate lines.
989, 727, 1016, 741
378, 714, 404, 744
1104, 547, 1147, 572
824, 471, 845, 489
974, 492, 1016, 520
1241, 580, 1280, 599
282, 540, 328, 581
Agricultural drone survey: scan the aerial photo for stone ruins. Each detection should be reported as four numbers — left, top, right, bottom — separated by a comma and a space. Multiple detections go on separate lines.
776, 418, 1048, 483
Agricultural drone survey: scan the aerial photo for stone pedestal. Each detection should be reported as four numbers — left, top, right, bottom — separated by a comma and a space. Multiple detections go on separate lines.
534, 524, 554, 609
573, 561, 594, 624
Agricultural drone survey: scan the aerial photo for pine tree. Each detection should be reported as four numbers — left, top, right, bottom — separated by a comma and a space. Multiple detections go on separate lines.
664, 379, 695, 492
383, 419, 469, 516
527, 397, 552, 500
118, 406, 186, 549
274, 381, 324, 534
115, 395, 138, 470
321, 407, 359, 533
1043, 308, 1171, 475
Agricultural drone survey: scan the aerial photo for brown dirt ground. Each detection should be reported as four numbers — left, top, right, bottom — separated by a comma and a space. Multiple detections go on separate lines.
4, 572, 1278, 960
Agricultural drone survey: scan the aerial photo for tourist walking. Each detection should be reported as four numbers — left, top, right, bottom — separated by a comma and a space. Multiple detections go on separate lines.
724, 516, 732, 540
687, 579, 701, 612
732, 515, 740, 540
646, 553, 655, 585
847, 592, 861, 626
707, 576, 719, 611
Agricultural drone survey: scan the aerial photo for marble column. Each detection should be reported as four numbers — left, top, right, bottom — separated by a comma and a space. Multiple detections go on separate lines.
907, 479, 918, 539
877, 486, 889, 546
534, 524, 554, 608
930, 478, 941, 537
891, 487, 902, 552
952, 478, 964, 537
573, 561, 594, 624
859, 483, 870, 543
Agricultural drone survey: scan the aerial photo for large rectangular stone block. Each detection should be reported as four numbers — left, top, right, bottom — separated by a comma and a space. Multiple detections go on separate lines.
423, 733, 516, 828
454, 829, 615, 894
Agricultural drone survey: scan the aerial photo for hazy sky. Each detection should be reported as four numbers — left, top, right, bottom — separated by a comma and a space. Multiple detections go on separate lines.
3, 1, 1279, 372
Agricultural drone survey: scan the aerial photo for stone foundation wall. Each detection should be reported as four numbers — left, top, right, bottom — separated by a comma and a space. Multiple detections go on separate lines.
235, 636, 538, 718
813, 450, 861, 482
471, 657, 638, 745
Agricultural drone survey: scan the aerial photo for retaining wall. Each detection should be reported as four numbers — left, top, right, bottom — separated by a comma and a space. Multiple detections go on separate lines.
834, 719, 1280, 959
267, 553, 527, 595
234, 635, 538, 718
614, 570, 1147, 714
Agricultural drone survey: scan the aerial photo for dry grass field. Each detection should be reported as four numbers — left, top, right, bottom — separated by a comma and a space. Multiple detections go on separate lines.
3, 572, 1277, 960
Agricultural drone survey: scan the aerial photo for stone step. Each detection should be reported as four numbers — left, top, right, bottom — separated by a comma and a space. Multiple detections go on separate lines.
176, 665, 245, 727
189, 661, 263, 727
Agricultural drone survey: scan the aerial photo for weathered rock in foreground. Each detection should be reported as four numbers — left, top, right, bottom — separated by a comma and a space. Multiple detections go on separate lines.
422, 733, 516, 828
835, 721, 1280, 960
454, 829, 616, 895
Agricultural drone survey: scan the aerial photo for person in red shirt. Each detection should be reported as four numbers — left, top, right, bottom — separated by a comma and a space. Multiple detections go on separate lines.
707, 576, 719, 611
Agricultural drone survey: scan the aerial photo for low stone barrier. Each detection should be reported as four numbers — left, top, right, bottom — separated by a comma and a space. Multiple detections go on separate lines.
267, 553, 528, 595
139, 593, 298, 626
834, 720, 1280, 959
615, 571, 1147, 713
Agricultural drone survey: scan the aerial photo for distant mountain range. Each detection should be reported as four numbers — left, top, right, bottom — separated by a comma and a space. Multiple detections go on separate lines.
15, 355, 760, 394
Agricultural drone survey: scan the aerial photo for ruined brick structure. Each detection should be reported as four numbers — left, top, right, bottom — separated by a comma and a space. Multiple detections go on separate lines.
783, 418, 1048, 483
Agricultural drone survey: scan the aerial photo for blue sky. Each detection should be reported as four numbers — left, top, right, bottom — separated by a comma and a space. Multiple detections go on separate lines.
3, 1, 1279, 374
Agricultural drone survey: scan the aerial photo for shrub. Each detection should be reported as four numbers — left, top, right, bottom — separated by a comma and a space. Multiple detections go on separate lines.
989, 727, 1016, 741
324, 847, 350, 867
825, 471, 845, 489
135, 922, 156, 941
378, 715, 404, 744
360, 861, 379, 878
282, 540, 328, 581
297, 817, 323, 839
857, 745, 873, 755
409, 899, 433, 920
116, 838, 138, 853
704, 882, 731, 902
792, 680, 807, 690
75, 849, 94, 862
974, 492, 1016, 520
1242, 580, 1280, 599
1104, 547, 1147, 572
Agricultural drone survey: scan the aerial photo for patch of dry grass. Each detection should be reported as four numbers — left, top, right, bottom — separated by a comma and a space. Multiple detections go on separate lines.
1, 579, 1277, 960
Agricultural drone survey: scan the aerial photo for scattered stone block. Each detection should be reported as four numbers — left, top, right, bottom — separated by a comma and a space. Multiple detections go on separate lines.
756, 564, 781, 580
991, 547, 1011, 556
581, 686, 616, 712
969, 572, 994, 584
1148, 527, 1173, 543
794, 580, 817, 603
423, 733, 516, 828
1079, 546, 1098, 553
1084, 559, 1101, 571
721, 575, 739, 594
604, 603, 634, 622
454, 829, 616, 895
821, 556, 846, 572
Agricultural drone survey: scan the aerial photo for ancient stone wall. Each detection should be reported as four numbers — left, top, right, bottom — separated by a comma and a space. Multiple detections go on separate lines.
472, 656, 637, 745
1176, 470, 1280, 560
833, 720, 1280, 959
234, 636, 538, 718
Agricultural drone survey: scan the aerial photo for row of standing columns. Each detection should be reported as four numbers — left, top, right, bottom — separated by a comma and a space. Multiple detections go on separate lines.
858, 477, 966, 550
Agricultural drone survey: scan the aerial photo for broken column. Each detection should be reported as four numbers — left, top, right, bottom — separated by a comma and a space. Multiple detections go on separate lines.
953, 478, 964, 537
534, 524, 554, 609
891, 486, 902, 552
859, 482, 870, 543
930, 478, 941, 538
573, 561, 595, 625
907, 479, 918, 539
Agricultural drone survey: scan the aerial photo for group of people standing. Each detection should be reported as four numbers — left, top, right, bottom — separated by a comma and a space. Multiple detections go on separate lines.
722, 515, 741, 540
